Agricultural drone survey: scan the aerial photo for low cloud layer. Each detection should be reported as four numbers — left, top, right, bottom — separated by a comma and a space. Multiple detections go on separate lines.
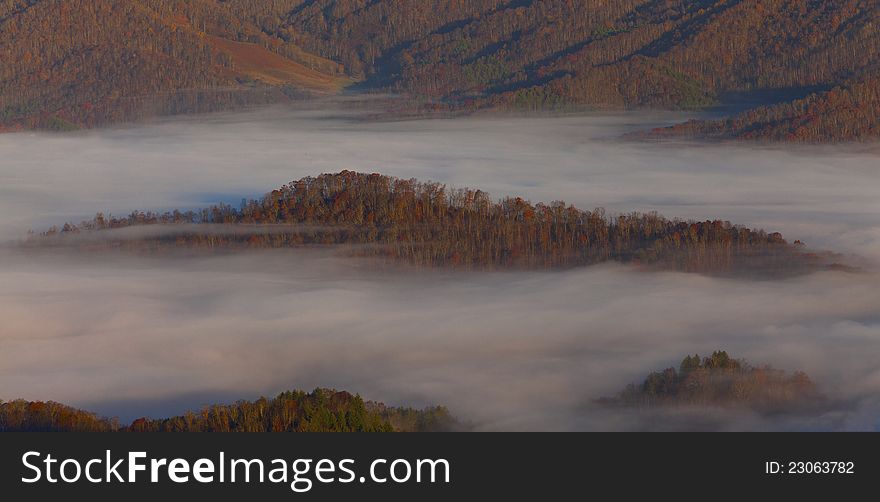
1, 105, 879, 430
2, 249, 879, 430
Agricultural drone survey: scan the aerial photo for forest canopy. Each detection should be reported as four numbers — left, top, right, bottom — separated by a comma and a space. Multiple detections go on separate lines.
601, 351, 823, 412
32, 171, 844, 277
0, 388, 460, 432
1, 1, 878, 141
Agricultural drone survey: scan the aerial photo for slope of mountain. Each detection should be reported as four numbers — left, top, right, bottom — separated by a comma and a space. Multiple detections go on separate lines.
601, 351, 822, 411
266, 0, 879, 138
644, 69, 880, 142
2, 0, 878, 141
0, 0, 348, 131
33, 171, 846, 276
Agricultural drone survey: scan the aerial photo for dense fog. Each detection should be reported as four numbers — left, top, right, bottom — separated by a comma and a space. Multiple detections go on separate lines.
1, 105, 878, 430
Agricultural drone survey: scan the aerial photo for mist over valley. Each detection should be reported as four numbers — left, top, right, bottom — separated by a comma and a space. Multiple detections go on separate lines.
2, 108, 879, 430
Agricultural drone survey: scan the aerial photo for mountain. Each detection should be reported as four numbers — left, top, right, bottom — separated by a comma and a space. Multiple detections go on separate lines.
644, 69, 880, 142
2, 0, 878, 141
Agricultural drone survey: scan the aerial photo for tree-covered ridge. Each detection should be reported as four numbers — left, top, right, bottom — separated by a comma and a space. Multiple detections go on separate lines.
2, 1, 878, 141
0, 399, 119, 432
604, 351, 822, 410
645, 69, 880, 143
0, 388, 459, 432
245, 1, 877, 103
37, 171, 837, 276
273, 0, 880, 142
0, 0, 347, 131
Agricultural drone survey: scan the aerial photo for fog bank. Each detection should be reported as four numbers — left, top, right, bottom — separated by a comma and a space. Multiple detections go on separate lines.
2, 106, 878, 257
1, 249, 879, 430
1, 107, 879, 430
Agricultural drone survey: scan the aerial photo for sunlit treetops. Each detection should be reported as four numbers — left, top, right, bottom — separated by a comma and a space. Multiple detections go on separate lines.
0, 388, 459, 432
35, 171, 842, 276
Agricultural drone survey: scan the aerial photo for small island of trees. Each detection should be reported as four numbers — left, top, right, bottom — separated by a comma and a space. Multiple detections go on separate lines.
602, 351, 822, 412
33, 171, 843, 277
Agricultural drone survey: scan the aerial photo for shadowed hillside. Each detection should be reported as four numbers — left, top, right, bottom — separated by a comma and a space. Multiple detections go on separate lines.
0, 0, 348, 131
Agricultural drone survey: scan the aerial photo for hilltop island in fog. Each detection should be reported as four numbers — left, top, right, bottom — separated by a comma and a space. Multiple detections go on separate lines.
33, 171, 847, 277
1, 109, 879, 431
2, 1, 879, 433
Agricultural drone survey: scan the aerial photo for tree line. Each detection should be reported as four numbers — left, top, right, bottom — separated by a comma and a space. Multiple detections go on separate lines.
0, 388, 459, 432
37, 171, 833, 277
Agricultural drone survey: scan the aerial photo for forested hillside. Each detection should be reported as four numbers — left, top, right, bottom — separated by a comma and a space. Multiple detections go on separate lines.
0, 0, 347, 130
646, 69, 880, 142
35, 171, 844, 276
2, 0, 877, 141
275, 0, 877, 141
602, 351, 822, 411
0, 388, 459, 432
